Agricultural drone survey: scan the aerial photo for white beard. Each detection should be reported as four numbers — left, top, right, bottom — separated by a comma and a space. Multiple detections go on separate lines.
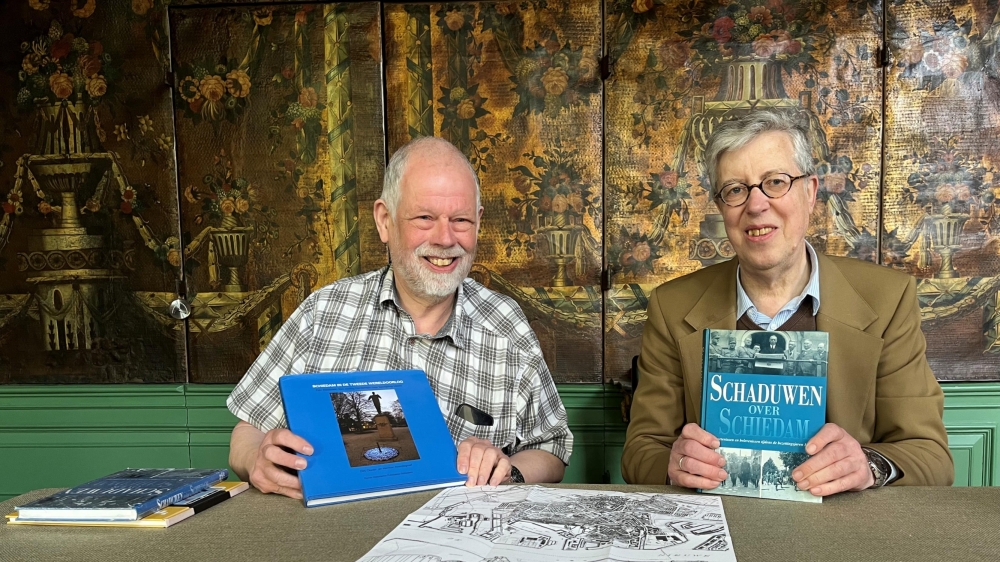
392, 240, 474, 301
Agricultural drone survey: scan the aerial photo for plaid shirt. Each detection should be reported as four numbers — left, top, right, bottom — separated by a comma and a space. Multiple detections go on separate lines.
227, 266, 572, 465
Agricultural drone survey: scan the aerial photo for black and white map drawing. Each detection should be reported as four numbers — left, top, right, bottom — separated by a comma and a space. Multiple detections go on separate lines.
358, 485, 737, 562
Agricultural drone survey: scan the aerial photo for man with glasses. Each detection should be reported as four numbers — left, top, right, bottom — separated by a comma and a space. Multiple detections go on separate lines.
623, 108, 953, 496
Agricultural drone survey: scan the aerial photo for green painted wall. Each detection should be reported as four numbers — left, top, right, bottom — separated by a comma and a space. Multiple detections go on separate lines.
0, 383, 994, 501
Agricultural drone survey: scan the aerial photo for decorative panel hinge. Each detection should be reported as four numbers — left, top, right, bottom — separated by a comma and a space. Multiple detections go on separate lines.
876, 44, 890, 69
600, 54, 611, 81
601, 267, 612, 292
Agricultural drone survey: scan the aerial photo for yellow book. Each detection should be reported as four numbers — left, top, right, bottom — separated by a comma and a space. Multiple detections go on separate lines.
6, 481, 248, 528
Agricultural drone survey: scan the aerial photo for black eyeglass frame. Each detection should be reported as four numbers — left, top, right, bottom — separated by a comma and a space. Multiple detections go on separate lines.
713, 173, 811, 207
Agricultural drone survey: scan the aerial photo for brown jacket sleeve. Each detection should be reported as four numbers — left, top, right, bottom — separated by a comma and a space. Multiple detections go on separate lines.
865, 276, 953, 486
621, 289, 687, 484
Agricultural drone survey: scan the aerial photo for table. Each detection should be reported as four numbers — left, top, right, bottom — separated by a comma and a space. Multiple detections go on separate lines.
2, 485, 997, 561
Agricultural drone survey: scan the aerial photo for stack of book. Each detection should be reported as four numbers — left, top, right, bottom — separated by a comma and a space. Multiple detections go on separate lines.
5, 468, 248, 528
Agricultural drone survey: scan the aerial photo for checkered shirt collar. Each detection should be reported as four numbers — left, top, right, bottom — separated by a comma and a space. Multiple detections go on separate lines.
377, 265, 467, 349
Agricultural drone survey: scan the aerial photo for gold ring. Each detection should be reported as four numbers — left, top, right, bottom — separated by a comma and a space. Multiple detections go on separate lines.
678, 455, 686, 471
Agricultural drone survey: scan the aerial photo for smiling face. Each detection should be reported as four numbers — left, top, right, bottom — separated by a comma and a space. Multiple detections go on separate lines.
715, 130, 818, 280
374, 148, 483, 306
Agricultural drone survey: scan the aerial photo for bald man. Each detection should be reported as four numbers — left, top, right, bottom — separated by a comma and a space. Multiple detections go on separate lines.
227, 137, 572, 498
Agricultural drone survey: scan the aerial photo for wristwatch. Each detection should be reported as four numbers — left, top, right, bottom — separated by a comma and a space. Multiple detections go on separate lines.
863, 447, 891, 488
508, 465, 525, 484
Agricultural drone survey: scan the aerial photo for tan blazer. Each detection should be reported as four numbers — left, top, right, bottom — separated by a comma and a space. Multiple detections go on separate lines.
622, 253, 954, 486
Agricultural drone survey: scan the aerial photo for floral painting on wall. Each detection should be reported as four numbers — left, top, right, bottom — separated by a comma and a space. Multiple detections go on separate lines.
884, 0, 1000, 381
0, 0, 185, 383
385, 1, 604, 382
0, 0, 998, 385
170, 2, 385, 383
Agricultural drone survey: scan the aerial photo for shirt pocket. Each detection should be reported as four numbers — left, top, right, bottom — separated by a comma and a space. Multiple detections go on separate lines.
445, 413, 510, 449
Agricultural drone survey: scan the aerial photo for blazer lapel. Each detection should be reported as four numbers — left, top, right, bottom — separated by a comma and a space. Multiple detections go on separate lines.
680, 259, 738, 422
815, 254, 882, 433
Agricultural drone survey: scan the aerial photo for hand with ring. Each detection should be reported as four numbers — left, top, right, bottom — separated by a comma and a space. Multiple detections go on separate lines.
668, 423, 728, 489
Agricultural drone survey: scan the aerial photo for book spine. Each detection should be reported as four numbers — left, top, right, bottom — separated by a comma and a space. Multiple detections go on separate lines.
701, 329, 711, 427
130, 470, 228, 519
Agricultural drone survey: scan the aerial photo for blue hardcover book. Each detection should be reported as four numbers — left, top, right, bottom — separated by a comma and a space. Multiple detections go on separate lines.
279, 370, 467, 507
700, 329, 828, 503
15, 468, 229, 521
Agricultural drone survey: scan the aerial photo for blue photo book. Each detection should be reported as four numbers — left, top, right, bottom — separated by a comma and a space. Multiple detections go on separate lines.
15, 468, 229, 521
279, 370, 466, 507
701, 329, 828, 503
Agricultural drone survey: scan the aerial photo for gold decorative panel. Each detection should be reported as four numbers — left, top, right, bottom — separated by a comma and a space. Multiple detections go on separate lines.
884, 0, 1000, 380
385, 1, 604, 382
170, 2, 385, 382
0, 0, 185, 382
0, 0, 997, 385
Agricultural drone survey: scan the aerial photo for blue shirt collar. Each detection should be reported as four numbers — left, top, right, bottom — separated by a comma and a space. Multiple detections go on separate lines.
736, 241, 821, 323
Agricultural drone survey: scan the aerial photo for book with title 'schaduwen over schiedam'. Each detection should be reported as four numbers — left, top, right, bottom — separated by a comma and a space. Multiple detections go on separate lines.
700, 329, 828, 503
14, 468, 229, 521
279, 370, 466, 507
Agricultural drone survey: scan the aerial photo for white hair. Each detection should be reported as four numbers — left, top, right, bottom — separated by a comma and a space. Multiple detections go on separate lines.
380, 136, 480, 217
703, 108, 815, 195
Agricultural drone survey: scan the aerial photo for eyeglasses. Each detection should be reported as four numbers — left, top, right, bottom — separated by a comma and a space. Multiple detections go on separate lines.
714, 173, 810, 207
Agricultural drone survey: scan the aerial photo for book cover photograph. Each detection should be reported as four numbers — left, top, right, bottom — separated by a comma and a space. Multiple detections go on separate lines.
332, 388, 420, 467
701, 329, 829, 503
279, 370, 466, 507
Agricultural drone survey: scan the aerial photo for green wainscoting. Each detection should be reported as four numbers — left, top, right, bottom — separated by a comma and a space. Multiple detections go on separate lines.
940, 383, 1000, 487
0, 383, 995, 501
0, 386, 191, 502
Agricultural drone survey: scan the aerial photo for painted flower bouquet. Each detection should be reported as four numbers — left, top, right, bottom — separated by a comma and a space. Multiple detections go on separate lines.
896, 15, 975, 92
439, 84, 489, 132
642, 164, 690, 228
675, 0, 825, 75
16, 21, 117, 109
609, 227, 661, 277
176, 58, 252, 125
511, 36, 600, 117
508, 138, 600, 233
904, 137, 995, 216
184, 150, 260, 227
